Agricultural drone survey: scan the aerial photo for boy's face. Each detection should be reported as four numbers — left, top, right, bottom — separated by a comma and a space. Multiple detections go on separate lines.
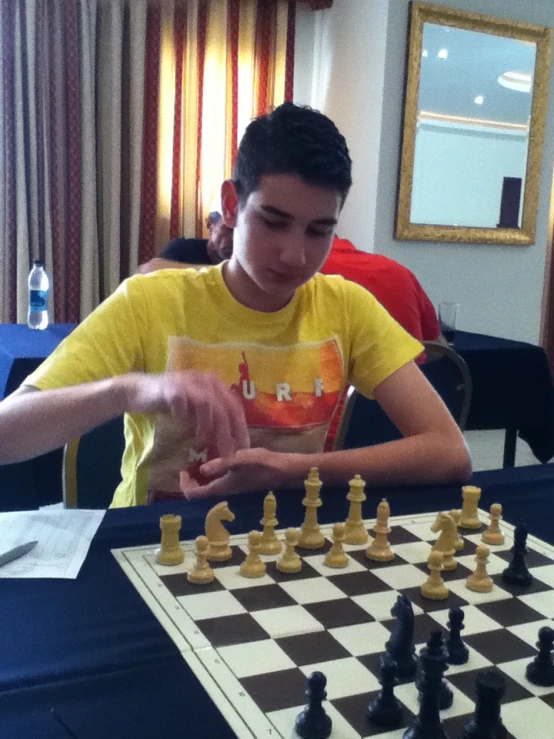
222, 174, 341, 310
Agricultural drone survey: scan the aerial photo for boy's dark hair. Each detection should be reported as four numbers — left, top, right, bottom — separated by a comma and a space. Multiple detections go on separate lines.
233, 103, 352, 205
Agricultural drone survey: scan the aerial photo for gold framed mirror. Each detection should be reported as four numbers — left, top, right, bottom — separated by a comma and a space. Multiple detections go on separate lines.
395, 2, 552, 245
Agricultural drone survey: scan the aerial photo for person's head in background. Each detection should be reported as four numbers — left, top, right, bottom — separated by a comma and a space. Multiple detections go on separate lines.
219, 103, 352, 309
206, 211, 234, 263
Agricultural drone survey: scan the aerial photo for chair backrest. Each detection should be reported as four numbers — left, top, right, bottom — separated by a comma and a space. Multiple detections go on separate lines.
63, 417, 125, 509
333, 341, 472, 452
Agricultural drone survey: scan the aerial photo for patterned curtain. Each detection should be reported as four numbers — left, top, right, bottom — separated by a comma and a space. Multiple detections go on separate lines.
139, 0, 296, 263
0, 0, 296, 323
0, 0, 148, 323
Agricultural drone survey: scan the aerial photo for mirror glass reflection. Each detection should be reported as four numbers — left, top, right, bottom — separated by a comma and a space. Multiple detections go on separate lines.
410, 24, 536, 229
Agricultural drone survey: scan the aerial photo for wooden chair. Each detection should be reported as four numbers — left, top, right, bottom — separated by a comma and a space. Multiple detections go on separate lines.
63, 417, 125, 509
333, 341, 472, 452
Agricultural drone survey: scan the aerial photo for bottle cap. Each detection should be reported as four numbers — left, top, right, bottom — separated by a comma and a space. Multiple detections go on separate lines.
33, 259, 43, 267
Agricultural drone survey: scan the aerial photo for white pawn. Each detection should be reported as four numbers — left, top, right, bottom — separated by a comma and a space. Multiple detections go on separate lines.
187, 535, 215, 585
240, 531, 266, 578
324, 523, 349, 568
276, 528, 302, 574
482, 503, 504, 546
466, 544, 493, 592
421, 550, 448, 601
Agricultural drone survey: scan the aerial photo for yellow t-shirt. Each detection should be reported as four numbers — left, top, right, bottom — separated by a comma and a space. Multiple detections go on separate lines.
24, 265, 422, 507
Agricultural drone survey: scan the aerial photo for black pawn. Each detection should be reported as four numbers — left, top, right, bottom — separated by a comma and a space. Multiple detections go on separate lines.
446, 606, 469, 665
526, 626, 554, 687
367, 653, 404, 729
461, 669, 507, 739
403, 631, 449, 739
295, 671, 332, 739
502, 522, 532, 587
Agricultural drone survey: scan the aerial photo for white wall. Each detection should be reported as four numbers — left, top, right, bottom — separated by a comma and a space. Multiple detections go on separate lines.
294, 0, 390, 253
299, 0, 554, 343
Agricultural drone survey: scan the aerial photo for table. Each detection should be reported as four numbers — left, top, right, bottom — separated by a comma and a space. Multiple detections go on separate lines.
1, 465, 553, 738
453, 331, 554, 467
0, 324, 76, 510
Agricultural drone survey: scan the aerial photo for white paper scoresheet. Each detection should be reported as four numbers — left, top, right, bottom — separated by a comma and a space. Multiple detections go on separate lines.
0, 509, 105, 578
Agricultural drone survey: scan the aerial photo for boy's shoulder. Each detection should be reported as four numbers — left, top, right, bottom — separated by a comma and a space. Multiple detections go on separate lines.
124, 265, 220, 295
309, 271, 378, 304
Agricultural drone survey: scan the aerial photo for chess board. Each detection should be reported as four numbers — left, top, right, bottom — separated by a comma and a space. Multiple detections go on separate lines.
112, 510, 554, 739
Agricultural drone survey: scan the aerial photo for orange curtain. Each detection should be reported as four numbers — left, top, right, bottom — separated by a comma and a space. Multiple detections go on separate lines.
138, 0, 296, 264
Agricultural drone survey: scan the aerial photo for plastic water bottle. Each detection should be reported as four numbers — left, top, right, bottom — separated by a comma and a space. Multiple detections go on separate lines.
27, 260, 49, 330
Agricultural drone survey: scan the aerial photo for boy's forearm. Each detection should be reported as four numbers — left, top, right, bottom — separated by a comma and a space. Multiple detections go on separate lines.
279, 432, 472, 490
0, 377, 134, 464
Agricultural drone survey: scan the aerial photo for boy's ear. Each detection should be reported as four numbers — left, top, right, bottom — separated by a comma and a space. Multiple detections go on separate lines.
220, 180, 239, 227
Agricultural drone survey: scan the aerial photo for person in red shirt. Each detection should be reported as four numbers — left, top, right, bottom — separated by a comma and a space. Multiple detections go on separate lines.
321, 236, 440, 342
321, 236, 443, 449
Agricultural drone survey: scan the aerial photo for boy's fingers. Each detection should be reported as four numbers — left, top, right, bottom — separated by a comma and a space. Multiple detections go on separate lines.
183, 474, 232, 500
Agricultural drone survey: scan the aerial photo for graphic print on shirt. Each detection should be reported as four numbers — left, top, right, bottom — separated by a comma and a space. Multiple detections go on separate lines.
146, 336, 343, 493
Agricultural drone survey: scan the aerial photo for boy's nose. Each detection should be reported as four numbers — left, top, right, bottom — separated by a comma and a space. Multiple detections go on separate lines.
278, 238, 306, 269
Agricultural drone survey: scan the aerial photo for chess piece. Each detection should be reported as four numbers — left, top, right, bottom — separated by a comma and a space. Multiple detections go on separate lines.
343, 474, 369, 544
366, 498, 394, 562
295, 671, 332, 739
482, 503, 505, 546
205, 501, 235, 561
415, 641, 453, 711
403, 631, 449, 739
276, 528, 302, 574
421, 551, 448, 601
239, 531, 266, 578
526, 626, 554, 687
459, 485, 482, 530
259, 492, 282, 555
449, 509, 464, 552
324, 523, 349, 568
187, 535, 215, 584
446, 606, 469, 665
385, 594, 417, 679
466, 544, 493, 593
155, 514, 184, 565
461, 669, 507, 739
297, 468, 325, 549
431, 512, 457, 571
366, 653, 404, 729
501, 521, 532, 587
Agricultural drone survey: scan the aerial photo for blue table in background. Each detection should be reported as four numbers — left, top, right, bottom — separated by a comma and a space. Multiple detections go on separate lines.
0, 465, 553, 738
0, 324, 76, 509
453, 331, 554, 467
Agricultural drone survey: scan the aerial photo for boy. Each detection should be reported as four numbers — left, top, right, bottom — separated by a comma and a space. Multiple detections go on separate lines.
0, 104, 470, 507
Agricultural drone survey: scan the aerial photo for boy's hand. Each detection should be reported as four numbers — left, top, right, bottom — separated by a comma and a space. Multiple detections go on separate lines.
180, 448, 290, 500
125, 371, 250, 458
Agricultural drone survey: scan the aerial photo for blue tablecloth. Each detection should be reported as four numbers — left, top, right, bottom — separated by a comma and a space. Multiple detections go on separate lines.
1, 465, 553, 738
0, 324, 76, 398
0, 324, 76, 510
454, 330, 554, 465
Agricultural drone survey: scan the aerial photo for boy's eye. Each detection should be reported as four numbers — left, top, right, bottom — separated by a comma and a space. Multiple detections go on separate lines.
263, 219, 286, 230
308, 228, 332, 238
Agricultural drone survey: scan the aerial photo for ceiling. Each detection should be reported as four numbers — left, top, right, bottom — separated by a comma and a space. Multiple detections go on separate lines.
417, 24, 536, 125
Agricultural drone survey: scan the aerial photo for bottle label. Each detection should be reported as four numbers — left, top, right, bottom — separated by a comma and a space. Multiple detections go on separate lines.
29, 289, 48, 310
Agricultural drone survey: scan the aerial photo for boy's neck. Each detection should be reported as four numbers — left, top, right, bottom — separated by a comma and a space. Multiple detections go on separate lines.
222, 262, 295, 313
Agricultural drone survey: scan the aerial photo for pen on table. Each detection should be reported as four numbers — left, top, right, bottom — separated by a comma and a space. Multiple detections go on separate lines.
51, 708, 78, 738
0, 540, 37, 568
